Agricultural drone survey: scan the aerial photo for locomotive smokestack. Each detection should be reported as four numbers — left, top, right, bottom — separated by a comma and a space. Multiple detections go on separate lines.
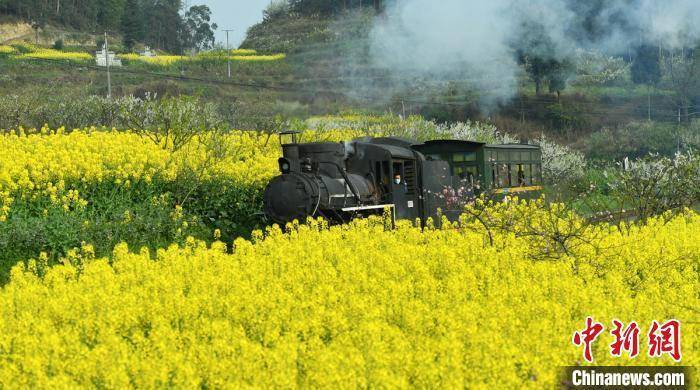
282, 144, 301, 173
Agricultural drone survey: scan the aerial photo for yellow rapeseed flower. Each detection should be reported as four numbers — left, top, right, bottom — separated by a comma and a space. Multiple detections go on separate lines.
0, 211, 696, 387
19, 48, 92, 61
0, 45, 15, 55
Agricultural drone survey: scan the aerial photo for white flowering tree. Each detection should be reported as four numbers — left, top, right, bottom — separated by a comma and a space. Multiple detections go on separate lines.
533, 135, 586, 185
573, 49, 630, 86
442, 120, 519, 144
606, 152, 700, 222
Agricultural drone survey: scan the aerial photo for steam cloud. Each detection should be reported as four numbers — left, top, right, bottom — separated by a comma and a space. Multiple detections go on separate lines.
367, 0, 700, 108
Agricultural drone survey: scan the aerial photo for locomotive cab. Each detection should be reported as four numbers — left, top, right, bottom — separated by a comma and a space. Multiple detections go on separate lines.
351, 137, 422, 221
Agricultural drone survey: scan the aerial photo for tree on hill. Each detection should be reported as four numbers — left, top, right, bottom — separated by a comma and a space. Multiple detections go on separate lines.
284, 0, 385, 17
631, 44, 661, 121
0, 0, 196, 53
517, 51, 574, 97
121, 0, 143, 51
631, 45, 661, 85
141, 0, 184, 53
182, 5, 217, 53
513, 19, 574, 97
98, 0, 126, 31
548, 59, 574, 98
263, 0, 290, 21
662, 48, 700, 123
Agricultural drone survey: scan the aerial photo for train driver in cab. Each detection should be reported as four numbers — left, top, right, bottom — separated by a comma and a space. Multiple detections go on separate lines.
394, 174, 408, 193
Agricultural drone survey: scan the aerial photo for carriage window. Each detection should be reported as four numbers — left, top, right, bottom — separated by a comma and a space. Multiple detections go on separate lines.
516, 164, 527, 186
525, 164, 533, 186
509, 164, 519, 187
453, 152, 477, 162
532, 164, 541, 184
376, 161, 390, 190
392, 161, 404, 178
455, 165, 478, 184
492, 163, 509, 188
466, 166, 478, 185
404, 161, 416, 195
499, 164, 507, 187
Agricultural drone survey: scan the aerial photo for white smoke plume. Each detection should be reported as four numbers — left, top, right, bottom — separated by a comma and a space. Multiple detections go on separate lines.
367, 0, 700, 107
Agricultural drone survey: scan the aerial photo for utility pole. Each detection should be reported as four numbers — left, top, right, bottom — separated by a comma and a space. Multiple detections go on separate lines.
223, 29, 234, 78
677, 107, 682, 153
105, 31, 112, 99
647, 85, 651, 121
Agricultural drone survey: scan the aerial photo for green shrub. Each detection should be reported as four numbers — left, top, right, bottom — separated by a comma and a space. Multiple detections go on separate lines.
584, 121, 686, 161
0, 182, 197, 284
0, 165, 270, 284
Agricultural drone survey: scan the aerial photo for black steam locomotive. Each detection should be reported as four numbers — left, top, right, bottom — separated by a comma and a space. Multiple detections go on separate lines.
263, 132, 543, 224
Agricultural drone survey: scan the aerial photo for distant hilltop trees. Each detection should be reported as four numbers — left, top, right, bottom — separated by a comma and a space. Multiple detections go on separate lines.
266, 0, 385, 19
0, 0, 217, 54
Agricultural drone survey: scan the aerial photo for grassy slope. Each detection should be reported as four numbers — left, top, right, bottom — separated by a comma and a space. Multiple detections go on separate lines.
240, 12, 688, 140
0, 11, 693, 145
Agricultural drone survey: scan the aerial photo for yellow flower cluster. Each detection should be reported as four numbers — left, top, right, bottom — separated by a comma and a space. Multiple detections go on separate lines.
0, 45, 15, 54
118, 52, 285, 65
4, 44, 281, 65
19, 48, 92, 61
0, 127, 354, 220
198, 49, 259, 57
0, 208, 696, 388
118, 53, 188, 65
8, 42, 37, 53
229, 53, 286, 61
230, 49, 257, 55
0, 128, 172, 189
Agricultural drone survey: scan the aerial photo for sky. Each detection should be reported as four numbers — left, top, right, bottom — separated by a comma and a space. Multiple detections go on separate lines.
195, 0, 270, 48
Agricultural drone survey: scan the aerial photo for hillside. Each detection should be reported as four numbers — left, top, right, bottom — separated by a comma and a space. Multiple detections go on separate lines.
0, 19, 33, 43
0, 19, 99, 46
239, 5, 700, 148
0, 1, 698, 159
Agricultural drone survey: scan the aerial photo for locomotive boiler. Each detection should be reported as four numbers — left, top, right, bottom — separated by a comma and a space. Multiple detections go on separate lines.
263, 132, 543, 225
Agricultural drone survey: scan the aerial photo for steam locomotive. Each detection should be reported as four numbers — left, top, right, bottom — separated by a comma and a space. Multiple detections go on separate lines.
263, 132, 543, 224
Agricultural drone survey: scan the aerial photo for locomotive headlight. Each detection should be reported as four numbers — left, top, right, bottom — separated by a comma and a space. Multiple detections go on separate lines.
278, 158, 291, 174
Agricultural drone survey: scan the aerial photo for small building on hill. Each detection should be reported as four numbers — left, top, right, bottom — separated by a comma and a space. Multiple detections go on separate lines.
95, 45, 122, 67
140, 46, 155, 57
